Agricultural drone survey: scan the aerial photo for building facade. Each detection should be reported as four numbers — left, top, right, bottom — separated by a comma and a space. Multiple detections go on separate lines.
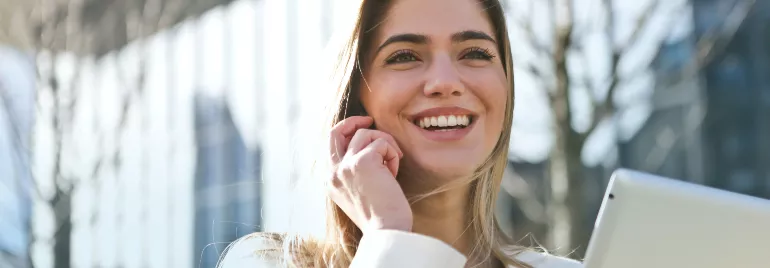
621, 0, 770, 199
193, 93, 262, 268
0, 46, 35, 268
619, 29, 704, 183
693, 0, 770, 197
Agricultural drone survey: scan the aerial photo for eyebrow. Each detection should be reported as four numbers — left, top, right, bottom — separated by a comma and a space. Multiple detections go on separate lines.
451, 30, 496, 44
375, 34, 428, 54
375, 30, 496, 54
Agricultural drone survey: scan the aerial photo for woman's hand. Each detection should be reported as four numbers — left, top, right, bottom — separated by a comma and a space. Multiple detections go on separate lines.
327, 116, 413, 233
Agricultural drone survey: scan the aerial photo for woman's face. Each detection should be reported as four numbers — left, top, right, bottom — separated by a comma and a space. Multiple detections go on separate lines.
360, 0, 508, 179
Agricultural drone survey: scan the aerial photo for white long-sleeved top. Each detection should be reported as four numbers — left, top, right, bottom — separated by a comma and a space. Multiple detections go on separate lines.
218, 230, 583, 267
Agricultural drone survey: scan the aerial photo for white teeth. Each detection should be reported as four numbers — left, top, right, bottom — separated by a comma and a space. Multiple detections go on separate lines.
437, 116, 448, 127
447, 115, 457, 126
416, 115, 471, 129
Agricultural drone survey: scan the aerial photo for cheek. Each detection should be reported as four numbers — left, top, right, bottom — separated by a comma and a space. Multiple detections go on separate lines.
466, 69, 509, 148
361, 71, 420, 124
467, 70, 508, 119
486, 89, 508, 138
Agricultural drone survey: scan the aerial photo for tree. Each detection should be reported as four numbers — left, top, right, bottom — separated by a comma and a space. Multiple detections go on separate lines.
505, 0, 755, 256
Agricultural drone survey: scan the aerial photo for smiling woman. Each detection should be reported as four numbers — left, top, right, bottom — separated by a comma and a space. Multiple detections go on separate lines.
218, 0, 582, 267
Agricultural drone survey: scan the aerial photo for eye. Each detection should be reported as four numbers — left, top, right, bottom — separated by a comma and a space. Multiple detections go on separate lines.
385, 50, 420, 64
462, 47, 495, 61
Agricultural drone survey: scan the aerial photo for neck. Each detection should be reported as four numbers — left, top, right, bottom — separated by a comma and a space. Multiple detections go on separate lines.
408, 184, 500, 268
398, 171, 476, 256
395, 170, 501, 267
410, 185, 474, 252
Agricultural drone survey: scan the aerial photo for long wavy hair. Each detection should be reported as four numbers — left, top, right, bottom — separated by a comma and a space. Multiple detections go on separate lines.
233, 0, 529, 267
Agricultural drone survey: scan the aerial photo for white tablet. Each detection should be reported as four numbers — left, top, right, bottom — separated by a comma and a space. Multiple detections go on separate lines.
583, 169, 770, 268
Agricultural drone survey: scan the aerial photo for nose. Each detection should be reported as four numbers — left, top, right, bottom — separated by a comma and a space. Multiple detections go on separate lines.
423, 55, 465, 98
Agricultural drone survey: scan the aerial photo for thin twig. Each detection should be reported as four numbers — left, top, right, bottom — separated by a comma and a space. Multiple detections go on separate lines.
511, 1, 553, 57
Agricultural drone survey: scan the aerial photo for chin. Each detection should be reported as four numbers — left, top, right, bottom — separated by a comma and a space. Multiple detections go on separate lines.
408, 150, 485, 181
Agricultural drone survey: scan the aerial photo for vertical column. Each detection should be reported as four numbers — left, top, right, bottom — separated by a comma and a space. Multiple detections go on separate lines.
293, 0, 326, 237
682, 2, 706, 185
261, 0, 291, 232
91, 55, 103, 268
170, 20, 195, 268
225, 0, 262, 232
165, 29, 176, 268
761, 14, 770, 196
287, 0, 299, 188
321, 0, 333, 44
254, 0, 265, 153
140, 40, 150, 268
252, 0, 266, 232
750, 12, 770, 197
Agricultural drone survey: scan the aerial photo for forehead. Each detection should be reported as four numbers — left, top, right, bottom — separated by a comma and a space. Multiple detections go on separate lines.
376, 0, 496, 42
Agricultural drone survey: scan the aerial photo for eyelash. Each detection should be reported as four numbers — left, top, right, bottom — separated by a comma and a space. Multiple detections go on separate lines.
462, 47, 496, 61
383, 47, 496, 65
385, 50, 419, 65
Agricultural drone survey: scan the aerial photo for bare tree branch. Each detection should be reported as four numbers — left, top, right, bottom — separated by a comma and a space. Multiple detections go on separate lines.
550, 0, 574, 120
588, 0, 755, 138
572, 46, 594, 97
515, 62, 550, 84
520, 0, 757, 256
581, 0, 618, 141
584, 0, 669, 139
511, 2, 553, 57
618, 0, 661, 54
84, 0, 155, 187
544, 0, 580, 255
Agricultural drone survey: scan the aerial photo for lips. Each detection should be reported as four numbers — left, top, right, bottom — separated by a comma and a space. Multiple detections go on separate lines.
409, 107, 476, 129
408, 107, 477, 141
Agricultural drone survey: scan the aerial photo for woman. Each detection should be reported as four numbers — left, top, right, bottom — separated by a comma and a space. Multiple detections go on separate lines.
219, 0, 582, 267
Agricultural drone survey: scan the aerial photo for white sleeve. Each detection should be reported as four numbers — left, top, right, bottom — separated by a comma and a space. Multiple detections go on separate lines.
515, 250, 584, 268
351, 229, 468, 268
218, 231, 469, 268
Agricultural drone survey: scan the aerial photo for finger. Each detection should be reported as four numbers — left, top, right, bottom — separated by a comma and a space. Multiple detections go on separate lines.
329, 131, 348, 164
348, 129, 403, 157
332, 116, 374, 138
362, 138, 401, 177
329, 116, 374, 163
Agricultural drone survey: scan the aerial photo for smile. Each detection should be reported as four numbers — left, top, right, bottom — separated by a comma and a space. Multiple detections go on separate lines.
413, 114, 473, 131
408, 107, 477, 141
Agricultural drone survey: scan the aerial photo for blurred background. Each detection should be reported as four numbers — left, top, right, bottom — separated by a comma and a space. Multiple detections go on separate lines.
0, 0, 768, 267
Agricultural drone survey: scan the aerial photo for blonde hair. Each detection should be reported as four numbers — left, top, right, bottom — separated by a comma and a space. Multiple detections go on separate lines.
241, 0, 531, 267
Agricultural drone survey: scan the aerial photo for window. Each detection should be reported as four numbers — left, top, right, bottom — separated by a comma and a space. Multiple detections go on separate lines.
193, 94, 262, 268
